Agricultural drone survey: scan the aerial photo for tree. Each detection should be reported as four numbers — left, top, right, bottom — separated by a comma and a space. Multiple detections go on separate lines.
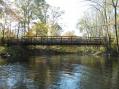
77, 12, 102, 37
15, 0, 46, 36
62, 31, 76, 36
26, 22, 48, 36
0, 0, 64, 39
48, 23, 62, 36
112, 0, 119, 52
47, 7, 64, 36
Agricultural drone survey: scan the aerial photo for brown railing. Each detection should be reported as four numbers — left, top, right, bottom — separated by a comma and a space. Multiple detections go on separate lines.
0, 36, 109, 46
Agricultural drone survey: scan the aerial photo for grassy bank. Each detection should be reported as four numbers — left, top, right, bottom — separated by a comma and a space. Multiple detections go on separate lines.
0, 45, 116, 59
26, 46, 106, 56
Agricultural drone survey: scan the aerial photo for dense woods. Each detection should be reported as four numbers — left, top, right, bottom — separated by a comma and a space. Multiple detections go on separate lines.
77, 0, 119, 53
0, 0, 63, 38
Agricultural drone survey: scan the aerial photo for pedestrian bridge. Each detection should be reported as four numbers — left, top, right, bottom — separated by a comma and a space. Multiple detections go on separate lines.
0, 36, 110, 46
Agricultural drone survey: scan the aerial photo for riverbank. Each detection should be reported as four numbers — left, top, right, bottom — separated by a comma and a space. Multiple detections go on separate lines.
0, 46, 117, 59
26, 46, 105, 56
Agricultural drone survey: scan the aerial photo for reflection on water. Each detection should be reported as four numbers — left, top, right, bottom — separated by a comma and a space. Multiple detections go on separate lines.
0, 55, 119, 89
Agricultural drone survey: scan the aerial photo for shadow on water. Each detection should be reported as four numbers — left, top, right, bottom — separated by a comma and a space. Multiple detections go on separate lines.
0, 54, 119, 89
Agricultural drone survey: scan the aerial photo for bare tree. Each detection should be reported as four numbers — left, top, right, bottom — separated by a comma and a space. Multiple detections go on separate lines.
112, 0, 119, 52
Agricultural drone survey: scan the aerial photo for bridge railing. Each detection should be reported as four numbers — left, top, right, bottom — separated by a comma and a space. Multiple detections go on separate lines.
21, 36, 106, 45
0, 36, 108, 45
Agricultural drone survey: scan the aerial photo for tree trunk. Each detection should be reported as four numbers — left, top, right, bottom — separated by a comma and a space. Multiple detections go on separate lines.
17, 23, 20, 38
114, 6, 119, 52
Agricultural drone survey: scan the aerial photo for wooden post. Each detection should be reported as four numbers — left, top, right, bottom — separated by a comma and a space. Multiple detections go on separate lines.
47, 36, 48, 45
70, 36, 72, 50
61, 36, 62, 44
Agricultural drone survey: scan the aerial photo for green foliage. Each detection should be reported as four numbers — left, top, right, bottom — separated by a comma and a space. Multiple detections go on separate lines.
0, 46, 5, 53
26, 22, 48, 36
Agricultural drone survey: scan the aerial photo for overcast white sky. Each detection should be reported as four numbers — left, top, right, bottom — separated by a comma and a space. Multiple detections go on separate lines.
46, 0, 90, 35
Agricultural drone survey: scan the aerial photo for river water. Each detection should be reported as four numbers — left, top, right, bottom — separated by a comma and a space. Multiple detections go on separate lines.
0, 55, 119, 89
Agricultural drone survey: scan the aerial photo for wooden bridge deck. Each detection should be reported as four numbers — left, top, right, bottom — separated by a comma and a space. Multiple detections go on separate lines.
0, 36, 108, 46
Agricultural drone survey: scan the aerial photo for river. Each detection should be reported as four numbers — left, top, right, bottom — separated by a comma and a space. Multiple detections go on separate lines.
0, 55, 119, 89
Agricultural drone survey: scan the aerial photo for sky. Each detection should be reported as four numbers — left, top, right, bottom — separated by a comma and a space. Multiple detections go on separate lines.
46, 0, 90, 35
